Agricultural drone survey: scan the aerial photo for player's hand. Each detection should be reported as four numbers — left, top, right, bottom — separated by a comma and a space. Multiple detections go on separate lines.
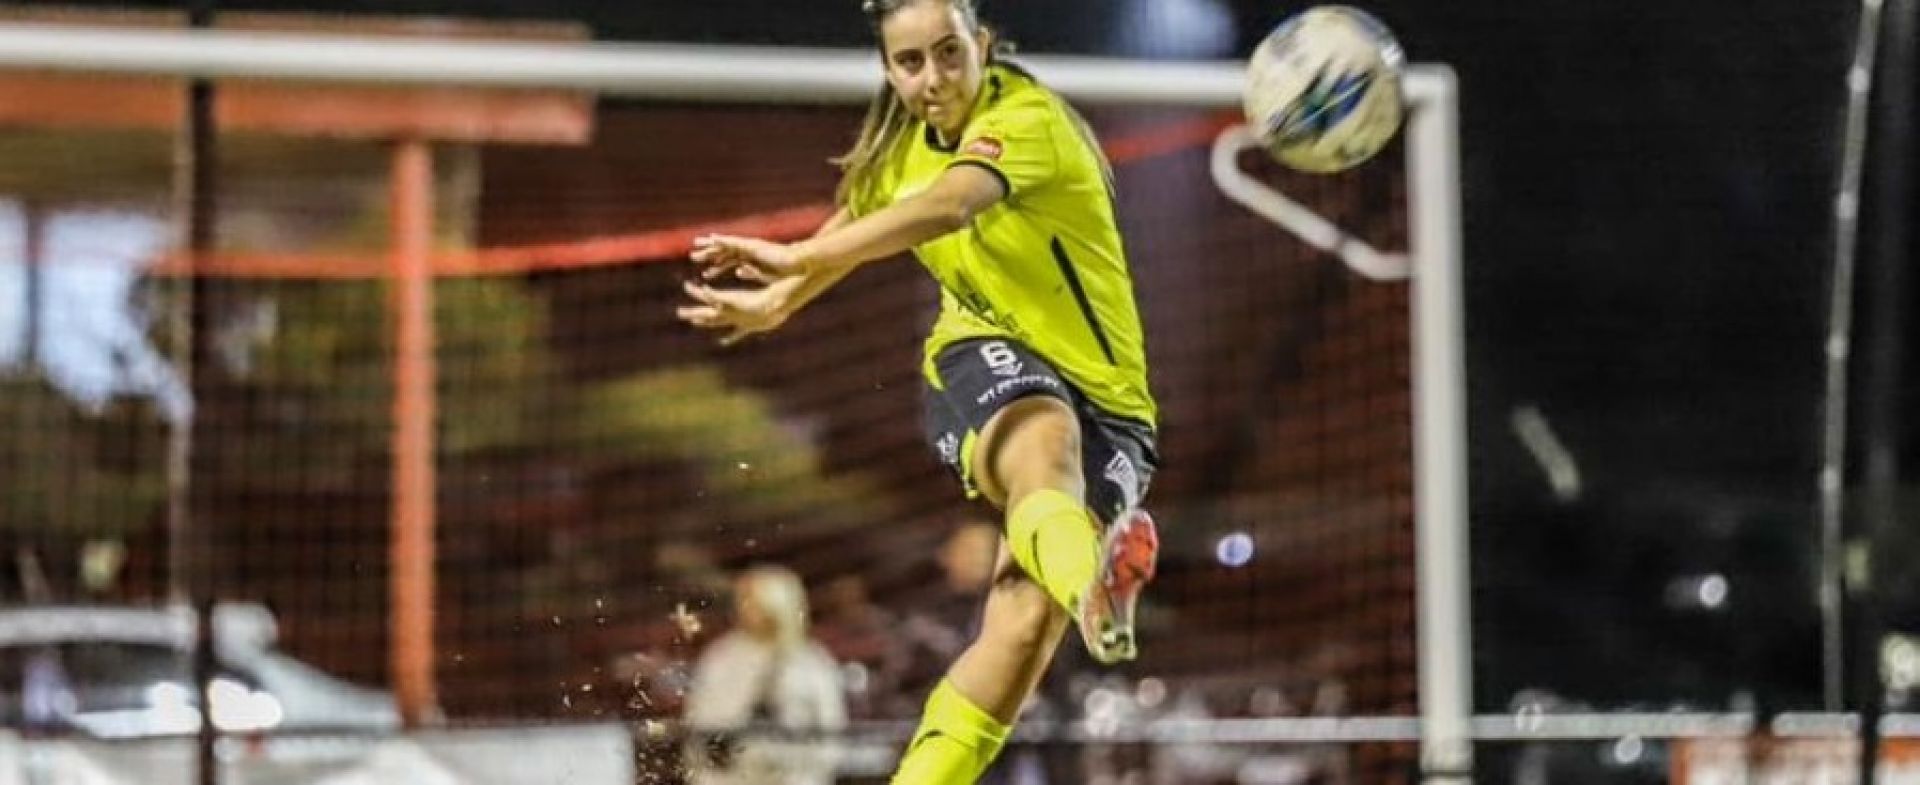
675, 280, 789, 346
691, 234, 805, 282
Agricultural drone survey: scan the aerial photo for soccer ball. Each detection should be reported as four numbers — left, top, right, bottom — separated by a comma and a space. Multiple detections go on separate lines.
1244, 6, 1406, 173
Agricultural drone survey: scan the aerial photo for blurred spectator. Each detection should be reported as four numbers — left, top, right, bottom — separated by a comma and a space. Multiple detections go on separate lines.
811, 573, 902, 718
20, 647, 75, 732
894, 520, 999, 710
683, 565, 846, 785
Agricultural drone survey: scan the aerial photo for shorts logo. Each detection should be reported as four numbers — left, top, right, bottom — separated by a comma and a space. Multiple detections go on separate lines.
935, 432, 960, 465
1104, 452, 1141, 511
962, 136, 1004, 160
980, 341, 1024, 378
975, 374, 1061, 406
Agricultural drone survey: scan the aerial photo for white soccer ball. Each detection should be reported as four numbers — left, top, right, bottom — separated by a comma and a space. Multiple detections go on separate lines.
1244, 6, 1406, 173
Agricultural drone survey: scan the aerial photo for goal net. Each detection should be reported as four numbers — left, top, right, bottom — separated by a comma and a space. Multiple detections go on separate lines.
0, 20, 1464, 783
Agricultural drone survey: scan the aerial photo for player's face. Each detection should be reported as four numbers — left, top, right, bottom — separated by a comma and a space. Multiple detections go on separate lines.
879, 1, 991, 137
734, 577, 774, 639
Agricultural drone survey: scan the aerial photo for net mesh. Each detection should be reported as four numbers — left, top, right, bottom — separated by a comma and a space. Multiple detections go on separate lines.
0, 96, 1415, 780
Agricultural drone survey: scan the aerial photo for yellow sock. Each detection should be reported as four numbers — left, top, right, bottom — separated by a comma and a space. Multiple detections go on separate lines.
1006, 488, 1102, 617
890, 679, 1011, 784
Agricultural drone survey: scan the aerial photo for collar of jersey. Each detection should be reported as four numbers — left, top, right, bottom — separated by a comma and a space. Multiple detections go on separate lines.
921, 67, 1008, 153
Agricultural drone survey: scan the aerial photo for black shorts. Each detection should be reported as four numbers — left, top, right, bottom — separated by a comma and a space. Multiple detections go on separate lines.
923, 337, 1159, 526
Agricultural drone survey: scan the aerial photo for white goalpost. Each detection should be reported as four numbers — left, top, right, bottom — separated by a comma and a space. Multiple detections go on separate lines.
0, 20, 1474, 783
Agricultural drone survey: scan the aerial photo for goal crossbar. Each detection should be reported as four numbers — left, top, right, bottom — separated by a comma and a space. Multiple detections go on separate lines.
0, 21, 1448, 105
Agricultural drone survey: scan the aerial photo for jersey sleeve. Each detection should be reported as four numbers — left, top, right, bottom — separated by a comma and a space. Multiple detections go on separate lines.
951, 96, 1058, 198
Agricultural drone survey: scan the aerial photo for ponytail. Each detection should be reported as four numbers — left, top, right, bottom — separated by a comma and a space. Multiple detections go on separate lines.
833, 80, 912, 209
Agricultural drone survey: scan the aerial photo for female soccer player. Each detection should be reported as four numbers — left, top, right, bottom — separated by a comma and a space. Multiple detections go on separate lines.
677, 0, 1159, 780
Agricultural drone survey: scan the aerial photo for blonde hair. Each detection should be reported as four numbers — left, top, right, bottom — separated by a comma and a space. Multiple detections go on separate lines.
738, 565, 811, 651
833, 0, 1114, 206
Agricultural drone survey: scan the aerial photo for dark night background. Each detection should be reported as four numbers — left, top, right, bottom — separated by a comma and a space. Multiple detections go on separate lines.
12, 0, 1916, 725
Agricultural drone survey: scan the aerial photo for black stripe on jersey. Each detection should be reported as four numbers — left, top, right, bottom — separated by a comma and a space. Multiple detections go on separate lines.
948, 160, 1012, 199
1050, 237, 1117, 366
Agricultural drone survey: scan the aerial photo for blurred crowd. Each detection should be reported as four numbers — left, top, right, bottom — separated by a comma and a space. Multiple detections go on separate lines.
601, 519, 1360, 785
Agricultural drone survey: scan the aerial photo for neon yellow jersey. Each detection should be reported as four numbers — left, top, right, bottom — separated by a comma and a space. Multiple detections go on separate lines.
849, 63, 1156, 427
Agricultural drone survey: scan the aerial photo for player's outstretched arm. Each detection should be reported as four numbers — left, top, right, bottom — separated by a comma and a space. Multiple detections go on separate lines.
693, 164, 1006, 281
793, 164, 1005, 272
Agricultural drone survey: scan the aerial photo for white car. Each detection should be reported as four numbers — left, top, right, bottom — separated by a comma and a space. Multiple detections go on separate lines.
0, 603, 398, 738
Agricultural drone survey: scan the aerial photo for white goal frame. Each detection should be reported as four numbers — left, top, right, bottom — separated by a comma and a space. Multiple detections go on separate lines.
0, 22, 1472, 783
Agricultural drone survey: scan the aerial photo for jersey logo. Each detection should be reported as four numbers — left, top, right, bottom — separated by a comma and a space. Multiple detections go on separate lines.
1104, 452, 1141, 512
962, 136, 1004, 161
980, 341, 1024, 378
